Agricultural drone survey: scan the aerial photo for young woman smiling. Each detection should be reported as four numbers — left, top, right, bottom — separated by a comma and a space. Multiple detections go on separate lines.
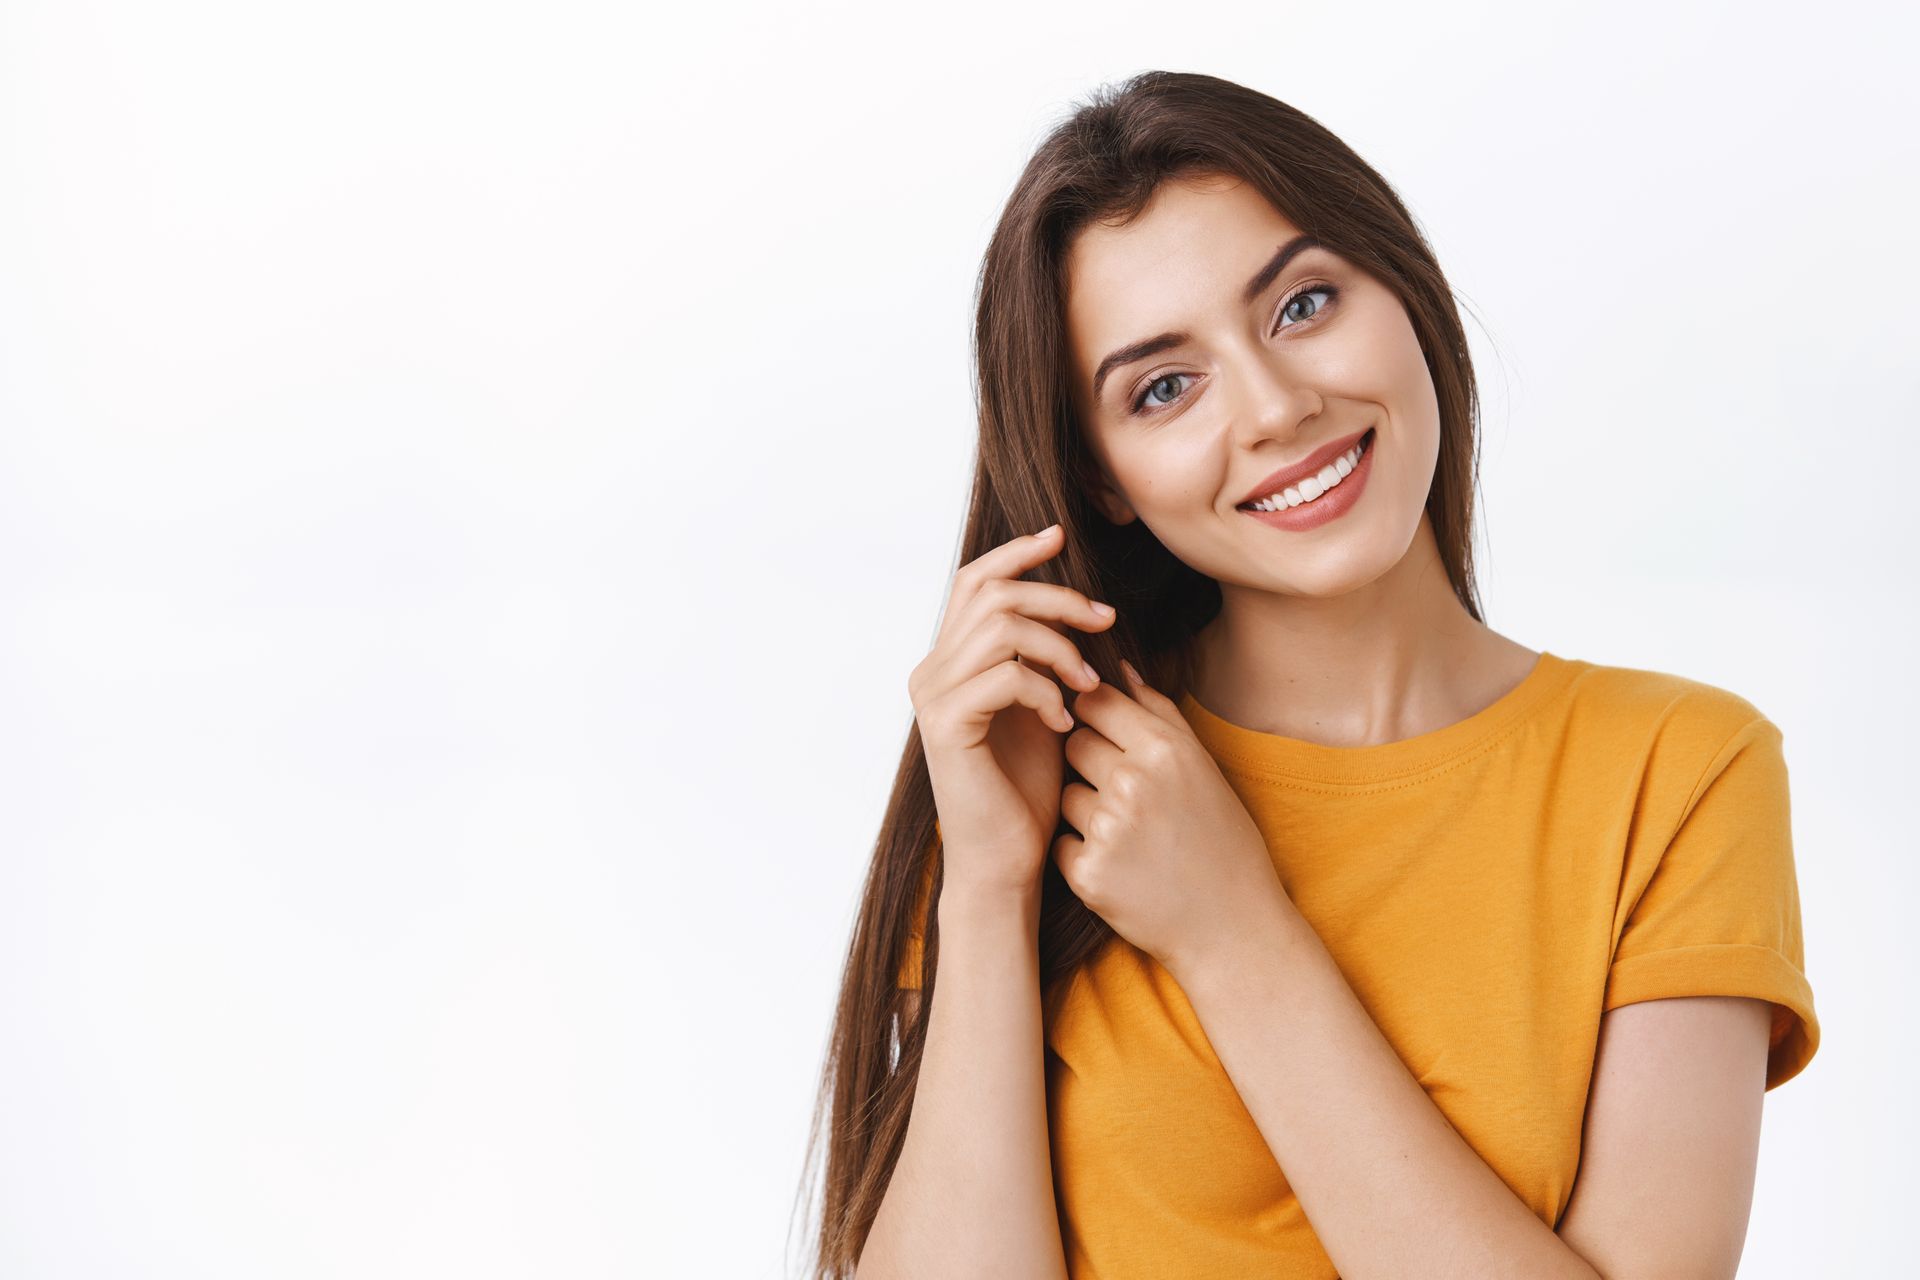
802, 71, 1817, 1280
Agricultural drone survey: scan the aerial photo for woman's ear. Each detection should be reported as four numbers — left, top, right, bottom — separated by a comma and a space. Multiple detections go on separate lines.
1082, 454, 1137, 526
1071, 414, 1137, 526
1089, 482, 1137, 526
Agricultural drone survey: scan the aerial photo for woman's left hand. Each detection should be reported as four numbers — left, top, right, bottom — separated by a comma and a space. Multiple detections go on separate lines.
1054, 660, 1293, 984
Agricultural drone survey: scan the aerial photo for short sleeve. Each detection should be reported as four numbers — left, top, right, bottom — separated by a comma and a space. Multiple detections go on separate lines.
1603, 716, 1820, 1090
895, 821, 941, 991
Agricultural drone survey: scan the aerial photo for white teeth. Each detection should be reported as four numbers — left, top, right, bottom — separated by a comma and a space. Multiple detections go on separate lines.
1246, 435, 1370, 512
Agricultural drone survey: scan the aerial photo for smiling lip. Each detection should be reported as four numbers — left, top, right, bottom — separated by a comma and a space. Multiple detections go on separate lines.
1238, 428, 1376, 532
1235, 428, 1374, 508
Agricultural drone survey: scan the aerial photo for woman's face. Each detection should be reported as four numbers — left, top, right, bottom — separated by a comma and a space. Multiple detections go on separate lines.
1064, 172, 1441, 599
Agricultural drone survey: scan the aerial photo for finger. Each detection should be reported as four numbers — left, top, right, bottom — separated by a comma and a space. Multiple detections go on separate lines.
1064, 678, 1164, 750
950, 610, 1103, 696
992, 658, 1078, 734
946, 523, 1068, 627
1062, 722, 1124, 787
1059, 779, 1098, 837
1119, 657, 1185, 726
962, 576, 1118, 642
1051, 827, 1089, 897
924, 658, 1075, 741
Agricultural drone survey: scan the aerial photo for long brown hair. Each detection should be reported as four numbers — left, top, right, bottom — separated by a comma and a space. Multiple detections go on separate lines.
792, 69, 1488, 1276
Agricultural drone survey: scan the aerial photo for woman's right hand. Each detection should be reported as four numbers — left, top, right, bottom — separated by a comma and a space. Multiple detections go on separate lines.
907, 523, 1118, 898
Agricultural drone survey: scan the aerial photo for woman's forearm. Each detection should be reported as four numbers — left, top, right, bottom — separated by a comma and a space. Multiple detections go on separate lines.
857, 879, 1069, 1280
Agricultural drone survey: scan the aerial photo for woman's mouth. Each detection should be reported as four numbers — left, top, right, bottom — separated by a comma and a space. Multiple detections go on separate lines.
1237, 427, 1376, 531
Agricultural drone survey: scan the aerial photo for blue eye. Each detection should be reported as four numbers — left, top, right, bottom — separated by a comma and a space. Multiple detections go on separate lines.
1132, 371, 1194, 415
1126, 283, 1340, 418
1278, 284, 1336, 329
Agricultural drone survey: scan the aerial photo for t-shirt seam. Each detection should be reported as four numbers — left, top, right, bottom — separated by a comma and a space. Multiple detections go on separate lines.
1676, 713, 1770, 818
1606, 710, 1772, 946
1610, 939, 1797, 967
1620, 710, 1770, 891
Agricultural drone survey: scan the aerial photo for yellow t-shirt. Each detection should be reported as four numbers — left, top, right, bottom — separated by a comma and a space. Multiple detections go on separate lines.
895, 651, 1818, 1277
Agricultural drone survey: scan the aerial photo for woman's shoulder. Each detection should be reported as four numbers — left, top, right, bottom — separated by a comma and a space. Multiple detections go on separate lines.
1543, 655, 1790, 843
1552, 651, 1777, 746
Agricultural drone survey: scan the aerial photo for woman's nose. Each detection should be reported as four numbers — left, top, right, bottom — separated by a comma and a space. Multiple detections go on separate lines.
1228, 357, 1324, 447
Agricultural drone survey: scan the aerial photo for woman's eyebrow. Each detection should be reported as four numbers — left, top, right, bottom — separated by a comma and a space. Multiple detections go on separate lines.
1089, 233, 1320, 400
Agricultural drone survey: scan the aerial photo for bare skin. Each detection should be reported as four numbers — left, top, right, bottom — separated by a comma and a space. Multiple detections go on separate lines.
1062, 169, 1538, 743
861, 526, 1113, 1280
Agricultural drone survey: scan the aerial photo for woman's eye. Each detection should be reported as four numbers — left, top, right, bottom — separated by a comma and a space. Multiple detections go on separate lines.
1126, 284, 1338, 418
1131, 373, 1193, 415
1278, 284, 1337, 330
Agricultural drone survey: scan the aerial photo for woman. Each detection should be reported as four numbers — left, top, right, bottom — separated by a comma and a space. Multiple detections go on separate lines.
801, 71, 1818, 1279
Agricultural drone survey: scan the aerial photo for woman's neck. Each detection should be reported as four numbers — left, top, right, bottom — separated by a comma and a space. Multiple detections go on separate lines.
1187, 517, 1536, 749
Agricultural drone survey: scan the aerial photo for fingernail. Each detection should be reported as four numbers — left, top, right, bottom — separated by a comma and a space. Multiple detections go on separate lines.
1081, 661, 1099, 685
1091, 601, 1115, 618
1035, 523, 1060, 539
1121, 658, 1142, 684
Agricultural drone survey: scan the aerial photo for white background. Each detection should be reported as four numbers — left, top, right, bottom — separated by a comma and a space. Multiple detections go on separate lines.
1, 1, 1912, 1276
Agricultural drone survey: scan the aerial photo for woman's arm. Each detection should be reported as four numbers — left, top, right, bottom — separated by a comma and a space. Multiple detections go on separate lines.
856, 879, 1069, 1280
1175, 897, 1608, 1279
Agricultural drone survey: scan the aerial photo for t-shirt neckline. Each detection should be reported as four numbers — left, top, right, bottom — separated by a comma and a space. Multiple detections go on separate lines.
1176, 650, 1580, 789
